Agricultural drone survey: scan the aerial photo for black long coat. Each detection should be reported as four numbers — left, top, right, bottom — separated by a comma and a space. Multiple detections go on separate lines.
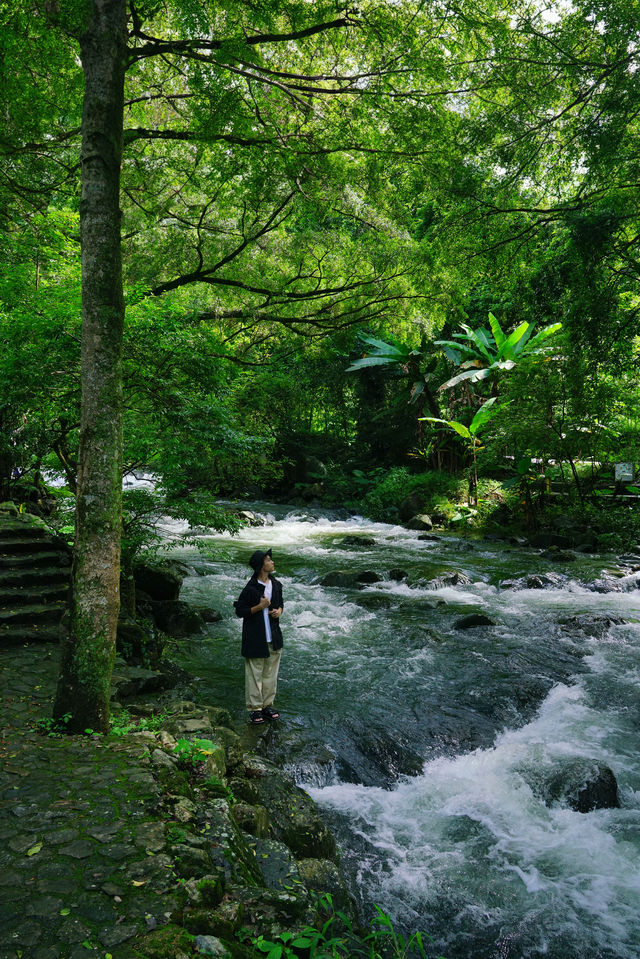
233, 574, 284, 658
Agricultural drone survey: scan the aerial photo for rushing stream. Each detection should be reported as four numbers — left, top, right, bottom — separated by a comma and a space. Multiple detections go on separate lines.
165, 503, 640, 959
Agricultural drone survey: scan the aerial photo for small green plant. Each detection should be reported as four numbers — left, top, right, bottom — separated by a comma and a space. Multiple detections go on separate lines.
108, 708, 168, 737
172, 737, 218, 766
241, 894, 446, 959
35, 712, 71, 737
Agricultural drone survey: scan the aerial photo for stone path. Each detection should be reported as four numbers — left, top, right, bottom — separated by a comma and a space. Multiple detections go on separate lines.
0, 645, 180, 959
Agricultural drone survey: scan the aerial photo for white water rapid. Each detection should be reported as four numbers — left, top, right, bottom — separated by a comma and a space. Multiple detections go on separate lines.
170, 504, 640, 959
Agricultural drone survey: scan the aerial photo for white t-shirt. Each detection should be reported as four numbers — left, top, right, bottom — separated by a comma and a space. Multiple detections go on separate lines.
259, 576, 273, 643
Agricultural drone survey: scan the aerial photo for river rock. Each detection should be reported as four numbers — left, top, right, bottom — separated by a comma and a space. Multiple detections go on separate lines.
500, 572, 568, 590
543, 759, 620, 812
389, 568, 408, 580
238, 758, 337, 861
150, 600, 206, 637
134, 562, 183, 601
425, 571, 472, 589
319, 570, 381, 588
354, 593, 392, 610
454, 613, 495, 630
296, 858, 355, 916
236, 509, 265, 527
558, 614, 626, 639
398, 491, 427, 521
339, 535, 376, 547
406, 514, 433, 531
418, 533, 441, 541
540, 547, 577, 562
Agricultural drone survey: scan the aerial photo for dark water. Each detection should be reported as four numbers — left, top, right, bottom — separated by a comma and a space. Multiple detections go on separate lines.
165, 504, 640, 959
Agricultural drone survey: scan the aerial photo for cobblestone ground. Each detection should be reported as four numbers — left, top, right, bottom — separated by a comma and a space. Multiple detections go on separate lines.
0, 645, 179, 959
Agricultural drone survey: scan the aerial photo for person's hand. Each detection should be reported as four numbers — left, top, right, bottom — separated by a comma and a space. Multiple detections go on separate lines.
269, 607, 282, 619
257, 596, 270, 610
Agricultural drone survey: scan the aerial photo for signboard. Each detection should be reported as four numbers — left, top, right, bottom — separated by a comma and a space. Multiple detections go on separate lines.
615, 463, 635, 483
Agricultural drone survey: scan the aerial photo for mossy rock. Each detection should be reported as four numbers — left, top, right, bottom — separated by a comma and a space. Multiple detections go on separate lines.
241, 758, 336, 861
296, 858, 355, 917
131, 924, 193, 959
211, 726, 244, 771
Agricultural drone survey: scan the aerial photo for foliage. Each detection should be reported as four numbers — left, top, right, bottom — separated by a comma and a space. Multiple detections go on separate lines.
435, 314, 562, 392
172, 737, 219, 767
108, 709, 168, 738
243, 894, 445, 959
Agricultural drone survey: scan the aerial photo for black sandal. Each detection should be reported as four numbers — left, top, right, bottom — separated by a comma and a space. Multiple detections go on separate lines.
261, 706, 279, 720
249, 710, 266, 724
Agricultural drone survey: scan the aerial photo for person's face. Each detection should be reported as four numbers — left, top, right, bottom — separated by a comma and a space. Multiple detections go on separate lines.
262, 555, 275, 575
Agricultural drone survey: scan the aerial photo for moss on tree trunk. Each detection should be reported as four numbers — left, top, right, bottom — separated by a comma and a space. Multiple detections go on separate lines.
54, 0, 127, 734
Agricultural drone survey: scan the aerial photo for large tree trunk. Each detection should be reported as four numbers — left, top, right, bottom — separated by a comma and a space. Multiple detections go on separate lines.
54, 0, 127, 733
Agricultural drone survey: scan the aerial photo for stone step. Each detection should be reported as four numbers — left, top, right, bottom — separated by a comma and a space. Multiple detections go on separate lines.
0, 623, 61, 645
0, 536, 66, 554
0, 551, 71, 570
0, 567, 71, 589
0, 583, 69, 605
0, 519, 52, 538
0, 603, 67, 627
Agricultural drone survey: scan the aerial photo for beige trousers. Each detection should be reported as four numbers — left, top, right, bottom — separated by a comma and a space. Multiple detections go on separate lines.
245, 648, 282, 711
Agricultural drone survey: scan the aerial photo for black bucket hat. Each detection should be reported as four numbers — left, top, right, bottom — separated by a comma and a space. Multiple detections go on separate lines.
249, 548, 272, 572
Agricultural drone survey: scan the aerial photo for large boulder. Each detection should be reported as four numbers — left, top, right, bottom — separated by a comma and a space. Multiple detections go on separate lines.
235, 757, 337, 861
339, 535, 376, 547
406, 514, 433, 531
541, 759, 620, 813
150, 600, 206, 637
398, 491, 427, 522
319, 570, 382, 588
134, 562, 183, 601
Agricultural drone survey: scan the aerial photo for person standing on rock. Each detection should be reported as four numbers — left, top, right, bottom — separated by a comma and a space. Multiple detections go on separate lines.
233, 548, 284, 724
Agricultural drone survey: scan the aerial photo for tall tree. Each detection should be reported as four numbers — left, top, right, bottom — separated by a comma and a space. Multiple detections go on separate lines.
52, 0, 128, 730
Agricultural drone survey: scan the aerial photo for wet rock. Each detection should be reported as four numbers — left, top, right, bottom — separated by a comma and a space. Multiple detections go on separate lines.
399, 491, 427, 521
236, 509, 266, 527
232, 803, 271, 838
389, 568, 408, 580
540, 547, 577, 563
425, 571, 472, 589
406, 513, 433, 531
336, 721, 424, 787
500, 572, 568, 590
318, 570, 364, 589
150, 600, 206, 637
559, 614, 626, 639
339, 535, 376, 547
418, 533, 441, 541
196, 606, 223, 623
543, 759, 620, 812
252, 837, 301, 891
297, 859, 355, 916
354, 594, 392, 610
239, 758, 336, 860
356, 570, 382, 584
454, 613, 495, 630
210, 726, 244, 772
110, 663, 167, 699
134, 562, 183, 601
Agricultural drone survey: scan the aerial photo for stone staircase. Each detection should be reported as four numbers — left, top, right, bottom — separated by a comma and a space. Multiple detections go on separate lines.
0, 509, 71, 645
